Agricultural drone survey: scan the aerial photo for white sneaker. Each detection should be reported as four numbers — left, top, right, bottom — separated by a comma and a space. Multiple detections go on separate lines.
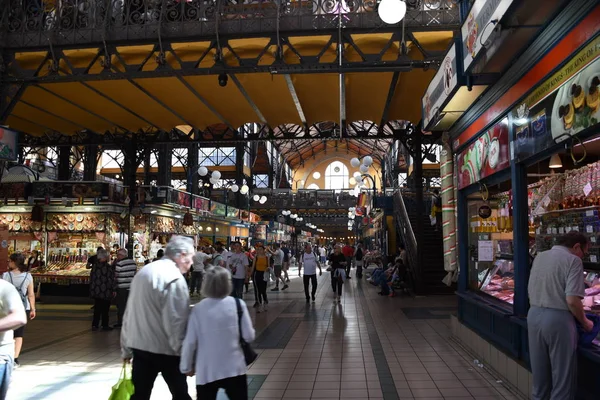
257, 304, 262, 313
333, 295, 338, 303
263, 303, 268, 311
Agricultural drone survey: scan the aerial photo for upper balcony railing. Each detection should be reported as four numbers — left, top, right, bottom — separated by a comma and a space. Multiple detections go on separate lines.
0, 0, 460, 50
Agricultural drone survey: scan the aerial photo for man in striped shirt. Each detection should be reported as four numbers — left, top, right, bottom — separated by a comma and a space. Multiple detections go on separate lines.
114, 248, 137, 328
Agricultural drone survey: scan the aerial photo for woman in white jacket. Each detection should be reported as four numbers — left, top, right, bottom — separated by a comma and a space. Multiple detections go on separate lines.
180, 266, 255, 399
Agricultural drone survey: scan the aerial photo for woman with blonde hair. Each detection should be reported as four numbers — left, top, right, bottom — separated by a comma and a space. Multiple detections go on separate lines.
181, 266, 255, 400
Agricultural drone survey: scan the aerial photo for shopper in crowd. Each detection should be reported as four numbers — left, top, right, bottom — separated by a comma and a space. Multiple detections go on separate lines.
354, 243, 364, 279
89, 249, 116, 331
190, 246, 209, 297
212, 243, 226, 267
298, 243, 322, 303
431, 189, 442, 231
86, 246, 104, 270
114, 248, 137, 328
153, 249, 164, 262
227, 241, 250, 299
26, 250, 42, 270
121, 235, 194, 400
269, 243, 288, 291
281, 242, 291, 283
397, 244, 408, 268
2, 253, 35, 368
328, 245, 347, 303
0, 279, 27, 398
528, 232, 594, 400
180, 265, 255, 400
244, 247, 254, 294
319, 245, 327, 264
342, 242, 354, 279
251, 244, 270, 312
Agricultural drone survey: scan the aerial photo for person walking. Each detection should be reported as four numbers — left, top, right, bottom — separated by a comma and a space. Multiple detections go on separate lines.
319, 246, 327, 264
228, 241, 250, 299
269, 243, 288, 291
114, 248, 137, 328
0, 279, 27, 399
121, 236, 194, 400
180, 266, 255, 400
2, 253, 35, 368
190, 247, 209, 297
354, 243, 364, 279
281, 243, 291, 283
250, 245, 270, 312
298, 243, 322, 303
89, 249, 116, 331
528, 232, 594, 400
328, 245, 347, 303
342, 242, 354, 279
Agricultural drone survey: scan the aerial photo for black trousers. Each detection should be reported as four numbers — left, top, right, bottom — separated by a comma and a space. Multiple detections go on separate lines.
303, 274, 317, 300
196, 374, 248, 400
345, 256, 352, 276
331, 271, 343, 296
92, 298, 111, 328
189, 271, 203, 294
116, 288, 129, 325
252, 270, 268, 304
131, 349, 191, 400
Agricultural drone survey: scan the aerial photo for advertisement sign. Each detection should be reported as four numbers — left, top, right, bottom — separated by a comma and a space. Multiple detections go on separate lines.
193, 196, 209, 212
32, 182, 109, 199
512, 35, 600, 161
168, 189, 191, 208
462, 0, 515, 72
422, 43, 459, 129
457, 118, 510, 189
211, 202, 226, 217
0, 128, 18, 162
226, 206, 240, 219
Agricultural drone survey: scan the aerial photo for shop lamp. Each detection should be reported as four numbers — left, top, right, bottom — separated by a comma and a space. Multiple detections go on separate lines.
549, 154, 562, 169
230, 184, 239, 193
198, 166, 208, 176
353, 171, 362, 179
253, 194, 260, 201
378, 0, 406, 24
362, 156, 373, 167
259, 196, 268, 204
350, 157, 360, 168
240, 185, 249, 195
359, 164, 369, 174
150, 210, 157, 214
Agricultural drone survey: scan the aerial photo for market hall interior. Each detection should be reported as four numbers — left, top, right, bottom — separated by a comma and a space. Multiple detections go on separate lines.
1, 0, 600, 399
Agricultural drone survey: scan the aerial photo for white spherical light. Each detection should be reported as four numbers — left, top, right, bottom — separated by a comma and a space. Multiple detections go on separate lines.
353, 171, 362, 179
313, 172, 321, 179
350, 157, 360, 168
253, 194, 260, 201
359, 164, 369, 174
197, 166, 208, 176
259, 196, 267, 204
378, 0, 407, 25
209, 178, 218, 185
240, 185, 249, 195
230, 184, 239, 193
349, 177, 356, 186
362, 155, 373, 167
211, 170, 221, 180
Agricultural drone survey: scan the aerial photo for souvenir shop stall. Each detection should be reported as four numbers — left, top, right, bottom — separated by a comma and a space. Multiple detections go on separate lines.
251, 222, 268, 246
265, 221, 292, 245
450, 13, 600, 398
0, 206, 45, 266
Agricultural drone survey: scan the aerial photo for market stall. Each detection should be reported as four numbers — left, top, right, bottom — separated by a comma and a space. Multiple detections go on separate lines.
452, 19, 600, 399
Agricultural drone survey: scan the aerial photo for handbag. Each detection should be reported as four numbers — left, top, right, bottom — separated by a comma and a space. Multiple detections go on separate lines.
234, 297, 257, 365
108, 362, 135, 400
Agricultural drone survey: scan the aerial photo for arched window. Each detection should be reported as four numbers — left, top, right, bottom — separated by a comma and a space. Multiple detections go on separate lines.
325, 161, 349, 190
307, 183, 320, 190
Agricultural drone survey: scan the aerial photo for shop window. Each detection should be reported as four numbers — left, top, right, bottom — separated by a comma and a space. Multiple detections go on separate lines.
254, 174, 269, 188
325, 161, 349, 190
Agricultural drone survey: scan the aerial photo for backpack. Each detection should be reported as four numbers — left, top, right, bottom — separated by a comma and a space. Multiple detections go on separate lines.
8, 272, 29, 310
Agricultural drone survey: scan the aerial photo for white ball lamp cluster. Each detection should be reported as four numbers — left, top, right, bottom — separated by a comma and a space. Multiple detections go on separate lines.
378, 0, 407, 25
350, 156, 374, 197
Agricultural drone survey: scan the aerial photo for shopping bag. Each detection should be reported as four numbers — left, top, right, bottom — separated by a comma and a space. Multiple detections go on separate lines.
108, 363, 135, 400
429, 215, 437, 226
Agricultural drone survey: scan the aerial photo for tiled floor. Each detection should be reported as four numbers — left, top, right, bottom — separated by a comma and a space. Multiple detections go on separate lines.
10, 269, 521, 399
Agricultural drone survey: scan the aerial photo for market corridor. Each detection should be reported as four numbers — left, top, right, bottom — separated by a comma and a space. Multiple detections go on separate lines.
10, 272, 517, 400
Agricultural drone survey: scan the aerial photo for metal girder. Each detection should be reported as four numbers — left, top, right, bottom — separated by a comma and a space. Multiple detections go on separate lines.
284, 75, 308, 130
1, 0, 460, 51
2, 33, 445, 84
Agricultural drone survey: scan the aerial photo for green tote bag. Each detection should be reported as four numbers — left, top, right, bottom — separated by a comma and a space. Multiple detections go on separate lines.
109, 362, 135, 400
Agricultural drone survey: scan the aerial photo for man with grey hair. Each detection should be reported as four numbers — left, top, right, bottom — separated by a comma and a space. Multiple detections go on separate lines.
121, 235, 194, 400
114, 248, 137, 328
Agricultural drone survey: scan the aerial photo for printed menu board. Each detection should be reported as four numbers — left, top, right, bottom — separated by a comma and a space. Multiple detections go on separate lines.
512, 35, 600, 161
457, 118, 510, 189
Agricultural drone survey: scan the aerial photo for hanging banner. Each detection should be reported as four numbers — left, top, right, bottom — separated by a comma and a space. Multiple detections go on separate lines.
512, 34, 600, 161
422, 43, 460, 129
0, 128, 18, 162
457, 118, 510, 189
462, 0, 515, 72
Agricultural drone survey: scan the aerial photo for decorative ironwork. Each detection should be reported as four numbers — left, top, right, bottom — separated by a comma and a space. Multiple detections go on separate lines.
1, 0, 460, 49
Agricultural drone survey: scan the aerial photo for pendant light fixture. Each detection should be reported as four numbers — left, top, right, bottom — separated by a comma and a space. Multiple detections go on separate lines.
549, 154, 562, 169
378, 0, 407, 25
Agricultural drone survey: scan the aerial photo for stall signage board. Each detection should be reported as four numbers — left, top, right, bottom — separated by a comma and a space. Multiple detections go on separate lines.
512, 34, 600, 161
457, 118, 510, 189
422, 43, 459, 129
226, 206, 240, 219
478, 240, 494, 262
462, 0, 515, 72
32, 182, 110, 199
210, 202, 226, 217
0, 127, 18, 162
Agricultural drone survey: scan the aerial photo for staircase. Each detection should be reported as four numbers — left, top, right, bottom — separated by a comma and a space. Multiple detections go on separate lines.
395, 190, 455, 295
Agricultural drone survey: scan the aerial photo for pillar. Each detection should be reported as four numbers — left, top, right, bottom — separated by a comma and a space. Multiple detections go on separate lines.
57, 146, 71, 180
83, 145, 99, 181
413, 130, 424, 294
156, 144, 172, 187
